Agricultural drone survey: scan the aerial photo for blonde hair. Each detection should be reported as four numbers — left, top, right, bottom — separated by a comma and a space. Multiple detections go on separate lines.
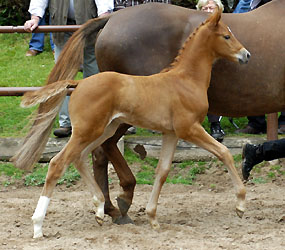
196, 0, 224, 12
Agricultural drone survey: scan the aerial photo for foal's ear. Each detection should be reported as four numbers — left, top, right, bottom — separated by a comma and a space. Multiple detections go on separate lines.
208, 6, 222, 28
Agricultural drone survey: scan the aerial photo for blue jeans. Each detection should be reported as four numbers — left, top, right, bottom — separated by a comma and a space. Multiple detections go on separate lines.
29, 14, 54, 52
233, 0, 252, 13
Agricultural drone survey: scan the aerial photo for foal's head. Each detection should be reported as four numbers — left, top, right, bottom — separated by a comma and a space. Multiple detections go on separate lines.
204, 8, 250, 64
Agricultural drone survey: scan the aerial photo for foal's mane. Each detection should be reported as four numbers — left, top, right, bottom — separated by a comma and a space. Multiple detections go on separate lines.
161, 18, 210, 73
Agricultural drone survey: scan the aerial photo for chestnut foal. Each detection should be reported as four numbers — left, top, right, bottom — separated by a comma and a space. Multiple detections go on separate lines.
21, 9, 250, 237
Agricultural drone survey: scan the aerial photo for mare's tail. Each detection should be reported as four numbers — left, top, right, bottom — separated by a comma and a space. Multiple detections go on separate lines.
11, 16, 111, 171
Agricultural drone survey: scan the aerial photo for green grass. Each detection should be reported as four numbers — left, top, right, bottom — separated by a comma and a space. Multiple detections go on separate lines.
0, 33, 83, 137
124, 147, 206, 185
0, 162, 80, 187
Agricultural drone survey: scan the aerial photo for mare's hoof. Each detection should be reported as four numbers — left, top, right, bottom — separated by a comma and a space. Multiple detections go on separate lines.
236, 207, 245, 218
113, 214, 134, 225
117, 197, 131, 216
95, 216, 104, 226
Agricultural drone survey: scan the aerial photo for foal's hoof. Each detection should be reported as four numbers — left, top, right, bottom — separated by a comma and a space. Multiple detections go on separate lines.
117, 197, 131, 216
113, 214, 134, 225
236, 207, 245, 218
95, 216, 104, 226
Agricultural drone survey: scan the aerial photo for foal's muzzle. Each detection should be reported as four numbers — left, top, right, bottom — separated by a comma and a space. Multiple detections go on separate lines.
237, 48, 251, 64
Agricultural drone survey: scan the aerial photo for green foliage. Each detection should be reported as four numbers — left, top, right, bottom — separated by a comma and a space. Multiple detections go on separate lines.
252, 177, 267, 184
24, 164, 81, 187
0, 0, 30, 25
124, 147, 206, 185
0, 162, 80, 187
0, 162, 23, 178
136, 165, 155, 185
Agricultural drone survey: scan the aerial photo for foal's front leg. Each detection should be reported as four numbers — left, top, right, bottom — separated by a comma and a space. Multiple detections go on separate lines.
146, 133, 178, 229
179, 123, 246, 217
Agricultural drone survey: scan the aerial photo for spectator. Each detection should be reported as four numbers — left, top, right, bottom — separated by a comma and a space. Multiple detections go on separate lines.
196, 0, 225, 142
242, 138, 285, 180
24, 0, 114, 138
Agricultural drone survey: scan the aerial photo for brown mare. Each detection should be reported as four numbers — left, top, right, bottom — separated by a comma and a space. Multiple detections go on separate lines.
12, 0, 284, 223
20, 9, 250, 237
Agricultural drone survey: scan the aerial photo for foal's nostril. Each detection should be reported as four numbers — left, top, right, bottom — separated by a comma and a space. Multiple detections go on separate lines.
247, 52, 251, 59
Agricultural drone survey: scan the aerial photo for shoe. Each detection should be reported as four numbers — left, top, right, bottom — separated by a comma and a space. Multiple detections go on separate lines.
242, 144, 263, 181
53, 127, 72, 138
210, 122, 225, 142
235, 125, 265, 134
278, 124, 285, 134
125, 127, 136, 135
25, 49, 41, 57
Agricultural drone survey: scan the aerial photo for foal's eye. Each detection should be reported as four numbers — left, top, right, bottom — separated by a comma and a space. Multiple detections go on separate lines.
224, 35, 230, 40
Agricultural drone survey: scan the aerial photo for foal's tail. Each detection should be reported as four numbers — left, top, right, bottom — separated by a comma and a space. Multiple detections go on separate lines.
11, 16, 111, 171
21, 80, 79, 108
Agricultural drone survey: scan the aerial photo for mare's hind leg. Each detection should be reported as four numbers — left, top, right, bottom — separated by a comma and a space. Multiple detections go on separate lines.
102, 124, 136, 223
31, 138, 105, 238
146, 133, 178, 229
178, 123, 246, 217
92, 146, 122, 221
92, 123, 135, 224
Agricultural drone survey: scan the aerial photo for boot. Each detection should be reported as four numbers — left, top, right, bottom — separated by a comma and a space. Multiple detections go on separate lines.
210, 122, 225, 142
53, 127, 72, 138
242, 144, 264, 180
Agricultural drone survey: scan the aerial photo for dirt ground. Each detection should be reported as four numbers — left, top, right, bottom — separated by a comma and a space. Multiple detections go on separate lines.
1, 161, 285, 250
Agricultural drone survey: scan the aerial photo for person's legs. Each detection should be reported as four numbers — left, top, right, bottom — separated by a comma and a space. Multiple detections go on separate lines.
82, 45, 99, 78
53, 32, 73, 137
248, 115, 267, 132
207, 114, 224, 142
54, 33, 99, 137
236, 115, 266, 134
26, 16, 46, 56
262, 138, 285, 161
49, 17, 55, 52
278, 111, 285, 134
242, 138, 285, 180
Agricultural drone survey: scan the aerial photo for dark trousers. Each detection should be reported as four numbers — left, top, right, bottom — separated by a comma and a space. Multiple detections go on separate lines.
207, 114, 220, 123
261, 138, 285, 161
248, 112, 285, 131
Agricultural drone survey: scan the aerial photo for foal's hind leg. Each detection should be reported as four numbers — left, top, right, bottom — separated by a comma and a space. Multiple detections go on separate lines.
178, 123, 246, 217
31, 138, 105, 238
146, 133, 178, 229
